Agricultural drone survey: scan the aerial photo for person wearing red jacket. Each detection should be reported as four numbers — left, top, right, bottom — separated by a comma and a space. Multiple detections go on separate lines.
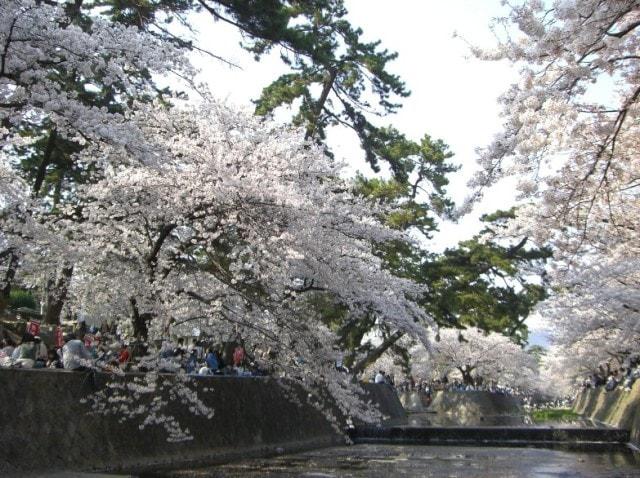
232, 344, 245, 367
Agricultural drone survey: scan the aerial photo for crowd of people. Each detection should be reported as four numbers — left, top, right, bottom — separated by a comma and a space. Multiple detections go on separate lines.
393, 375, 524, 397
150, 337, 266, 377
0, 325, 263, 378
12, 319, 638, 397
0, 331, 135, 371
582, 355, 640, 392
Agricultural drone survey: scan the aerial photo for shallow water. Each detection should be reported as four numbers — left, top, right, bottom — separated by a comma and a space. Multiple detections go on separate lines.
145, 444, 640, 477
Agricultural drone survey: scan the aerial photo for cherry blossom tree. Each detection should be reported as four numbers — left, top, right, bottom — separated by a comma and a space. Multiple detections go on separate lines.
2, 99, 436, 436
0, 0, 194, 314
467, 0, 640, 250
0, 0, 441, 438
52, 102, 433, 345
465, 0, 640, 273
365, 327, 539, 392
535, 245, 640, 388
427, 327, 538, 390
0, 0, 191, 161
466, 0, 640, 391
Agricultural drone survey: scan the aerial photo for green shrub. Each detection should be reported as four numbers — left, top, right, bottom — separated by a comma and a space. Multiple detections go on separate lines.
530, 408, 580, 423
9, 289, 37, 310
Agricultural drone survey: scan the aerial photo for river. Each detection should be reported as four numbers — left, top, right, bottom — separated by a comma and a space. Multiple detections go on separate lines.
141, 443, 640, 477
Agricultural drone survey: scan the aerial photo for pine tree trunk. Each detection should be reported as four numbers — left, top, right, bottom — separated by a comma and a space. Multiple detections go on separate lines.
305, 68, 337, 140
350, 330, 405, 376
33, 129, 57, 197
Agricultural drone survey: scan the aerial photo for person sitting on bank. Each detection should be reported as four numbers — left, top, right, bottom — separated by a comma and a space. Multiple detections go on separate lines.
118, 343, 131, 370
605, 373, 618, 391
33, 336, 48, 368
205, 347, 220, 374
62, 333, 94, 371
185, 349, 198, 374
233, 343, 246, 368
12, 333, 37, 368
47, 348, 63, 369
0, 338, 15, 367
197, 363, 212, 375
95, 343, 119, 372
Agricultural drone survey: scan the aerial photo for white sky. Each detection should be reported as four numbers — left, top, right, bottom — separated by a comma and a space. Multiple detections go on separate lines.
184, 1, 551, 347
188, 0, 520, 251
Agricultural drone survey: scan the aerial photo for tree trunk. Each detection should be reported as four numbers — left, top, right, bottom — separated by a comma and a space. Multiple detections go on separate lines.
43, 266, 73, 325
0, 249, 18, 311
129, 297, 149, 342
350, 330, 405, 376
305, 67, 337, 140
33, 129, 57, 197
458, 366, 475, 386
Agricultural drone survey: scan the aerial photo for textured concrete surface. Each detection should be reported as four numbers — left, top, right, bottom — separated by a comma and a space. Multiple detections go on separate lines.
0, 370, 406, 475
359, 383, 406, 423
426, 390, 524, 426
351, 424, 630, 447
143, 444, 640, 477
0, 369, 346, 475
574, 380, 640, 446
398, 391, 429, 412
399, 390, 526, 416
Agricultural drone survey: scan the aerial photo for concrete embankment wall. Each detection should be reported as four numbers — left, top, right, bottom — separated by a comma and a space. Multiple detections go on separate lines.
398, 390, 430, 412
361, 383, 406, 422
429, 391, 524, 426
398, 390, 524, 425
430, 390, 523, 414
0, 369, 401, 475
573, 380, 640, 445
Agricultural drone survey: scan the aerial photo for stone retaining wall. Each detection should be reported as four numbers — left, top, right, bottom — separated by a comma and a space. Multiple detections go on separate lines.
0, 369, 406, 475
360, 383, 406, 423
398, 391, 430, 412
573, 380, 640, 446
424, 391, 524, 425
